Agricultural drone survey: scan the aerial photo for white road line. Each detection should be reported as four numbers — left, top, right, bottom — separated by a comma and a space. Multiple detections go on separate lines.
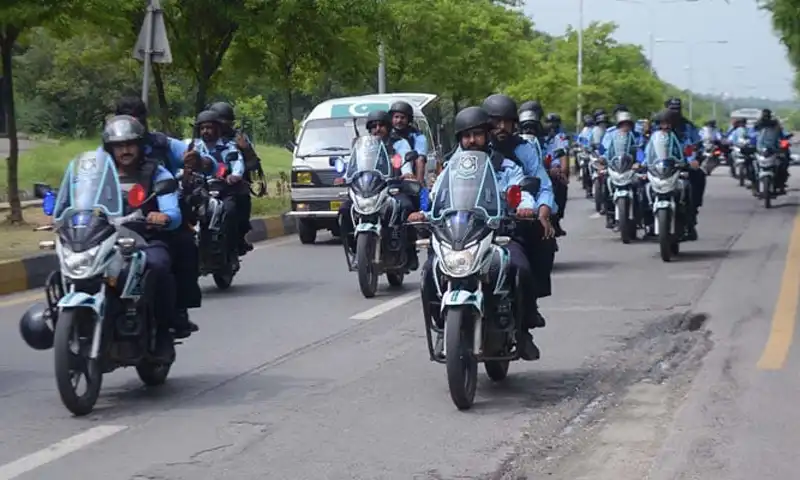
0, 425, 128, 480
350, 293, 418, 320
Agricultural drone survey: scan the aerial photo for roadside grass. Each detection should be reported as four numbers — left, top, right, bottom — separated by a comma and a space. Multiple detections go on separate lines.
0, 137, 292, 259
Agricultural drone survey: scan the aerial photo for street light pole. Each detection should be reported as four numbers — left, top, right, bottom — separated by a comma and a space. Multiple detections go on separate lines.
576, 0, 583, 129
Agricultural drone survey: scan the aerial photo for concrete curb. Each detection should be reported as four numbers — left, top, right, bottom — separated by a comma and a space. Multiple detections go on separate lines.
0, 214, 298, 296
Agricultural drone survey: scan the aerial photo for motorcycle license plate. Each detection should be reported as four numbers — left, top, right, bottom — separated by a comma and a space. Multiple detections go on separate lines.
330, 201, 341, 211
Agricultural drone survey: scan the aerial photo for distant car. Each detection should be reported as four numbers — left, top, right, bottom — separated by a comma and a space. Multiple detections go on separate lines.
791, 153, 800, 165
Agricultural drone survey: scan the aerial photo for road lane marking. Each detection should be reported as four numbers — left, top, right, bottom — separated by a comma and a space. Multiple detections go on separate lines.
0, 425, 128, 479
350, 293, 418, 320
757, 212, 800, 370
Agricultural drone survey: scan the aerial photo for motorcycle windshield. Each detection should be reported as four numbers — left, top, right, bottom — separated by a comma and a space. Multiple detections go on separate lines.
53, 150, 123, 222
611, 133, 632, 159
436, 210, 489, 249
53, 151, 122, 253
609, 154, 634, 172
350, 170, 385, 198
758, 128, 780, 150
646, 131, 678, 178
430, 150, 501, 221
591, 126, 606, 145
345, 135, 391, 181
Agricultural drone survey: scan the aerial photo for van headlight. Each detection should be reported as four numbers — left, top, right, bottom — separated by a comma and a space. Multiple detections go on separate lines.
61, 245, 100, 278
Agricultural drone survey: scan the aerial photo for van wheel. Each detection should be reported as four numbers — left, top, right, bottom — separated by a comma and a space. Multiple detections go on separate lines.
298, 220, 316, 244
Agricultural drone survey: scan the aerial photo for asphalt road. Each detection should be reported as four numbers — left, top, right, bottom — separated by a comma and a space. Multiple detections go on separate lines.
0, 168, 798, 479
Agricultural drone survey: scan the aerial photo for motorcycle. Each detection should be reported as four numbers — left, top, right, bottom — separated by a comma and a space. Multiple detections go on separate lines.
576, 146, 593, 196
645, 132, 692, 262
179, 164, 241, 289
698, 131, 722, 175
337, 136, 420, 298
413, 150, 535, 411
607, 151, 640, 243
731, 139, 753, 187
589, 152, 606, 213
755, 147, 779, 208
34, 151, 179, 416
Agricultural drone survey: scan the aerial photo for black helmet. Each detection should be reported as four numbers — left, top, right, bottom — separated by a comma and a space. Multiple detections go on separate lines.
102, 115, 146, 145
761, 108, 772, 119
519, 100, 543, 116
195, 109, 221, 126
366, 110, 391, 129
666, 97, 682, 110
583, 114, 594, 125
519, 109, 541, 125
482, 94, 518, 121
705, 119, 717, 127
594, 111, 609, 124
546, 113, 561, 124
19, 303, 53, 350
388, 101, 414, 119
613, 104, 628, 114
454, 106, 491, 137
208, 102, 235, 123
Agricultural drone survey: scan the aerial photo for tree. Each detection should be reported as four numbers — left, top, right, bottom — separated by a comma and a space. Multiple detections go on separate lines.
0, 0, 111, 222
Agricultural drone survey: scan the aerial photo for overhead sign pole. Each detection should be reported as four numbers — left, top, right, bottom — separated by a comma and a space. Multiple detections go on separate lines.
133, 0, 173, 108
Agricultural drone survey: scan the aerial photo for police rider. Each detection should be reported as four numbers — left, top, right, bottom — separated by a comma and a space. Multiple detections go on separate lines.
107, 97, 201, 336
600, 110, 640, 230
208, 101, 262, 254
518, 103, 545, 160
408, 106, 555, 360
755, 109, 790, 194
665, 97, 702, 240
388, 101, 428, 185
542, 113, 569, 236
481, 94, 558, 318
103, 115, 185, 355
190, 110, 246, 257
336, 110, 419, 270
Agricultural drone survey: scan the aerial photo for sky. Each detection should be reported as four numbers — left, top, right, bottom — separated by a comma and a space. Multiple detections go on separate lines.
522, 0, 796, 100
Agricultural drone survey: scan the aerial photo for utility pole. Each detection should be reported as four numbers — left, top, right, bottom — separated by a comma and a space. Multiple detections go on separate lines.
378, 43, 386, 93
576, 0, 583, 129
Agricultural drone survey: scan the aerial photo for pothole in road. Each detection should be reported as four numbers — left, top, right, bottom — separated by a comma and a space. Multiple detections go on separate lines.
488, 311, 714, 480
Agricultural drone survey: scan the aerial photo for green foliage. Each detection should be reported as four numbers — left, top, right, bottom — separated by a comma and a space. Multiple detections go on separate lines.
761, 0, 800, 93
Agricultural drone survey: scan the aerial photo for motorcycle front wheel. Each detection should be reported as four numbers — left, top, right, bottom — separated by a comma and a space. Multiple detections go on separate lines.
356, 233, 379, 298
54, 310, 103, 416
657, 209, 673, 262
445, 307, 478, 410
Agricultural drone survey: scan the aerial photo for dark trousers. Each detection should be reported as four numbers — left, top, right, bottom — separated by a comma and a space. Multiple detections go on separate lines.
553, 177, 568, 218
143, 241, 176, 329
688, 169, 706, 219
169, 229, 201, 309
235, 193, 252, 241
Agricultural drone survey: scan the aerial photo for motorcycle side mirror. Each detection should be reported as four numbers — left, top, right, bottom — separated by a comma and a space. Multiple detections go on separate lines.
33, 183, 52, 199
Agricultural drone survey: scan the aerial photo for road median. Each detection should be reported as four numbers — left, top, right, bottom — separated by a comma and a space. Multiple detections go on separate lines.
0, 214, 298, 296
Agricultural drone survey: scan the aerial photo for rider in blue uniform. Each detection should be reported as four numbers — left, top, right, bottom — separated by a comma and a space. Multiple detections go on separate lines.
543, 113, 569, 236
409, 106, 554, 361
102, 115, 185, 355
665, 97, 701, 240
481, 94, 559, 308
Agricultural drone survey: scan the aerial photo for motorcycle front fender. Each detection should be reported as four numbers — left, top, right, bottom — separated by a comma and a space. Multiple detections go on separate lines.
355, 222, 380, 234
58, 290, 106, 360
441, 289, 484, 316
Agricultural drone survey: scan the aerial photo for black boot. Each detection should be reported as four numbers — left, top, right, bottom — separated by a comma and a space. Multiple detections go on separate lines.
554, 217, 566, 237
519, 330, 541, 361
153, 328, 176, 361
172, 309, 198, 339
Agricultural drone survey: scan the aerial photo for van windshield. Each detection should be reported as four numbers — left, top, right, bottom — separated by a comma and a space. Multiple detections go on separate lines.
296, 118, 369, 157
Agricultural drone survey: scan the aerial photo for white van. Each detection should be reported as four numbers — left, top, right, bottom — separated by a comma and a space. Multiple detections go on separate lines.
284, 93, 440, 244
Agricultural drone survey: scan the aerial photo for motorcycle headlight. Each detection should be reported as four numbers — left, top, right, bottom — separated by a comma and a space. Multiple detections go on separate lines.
60, 244, 100, 278
351, 191, 380, 214
439, 242, 480, 277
